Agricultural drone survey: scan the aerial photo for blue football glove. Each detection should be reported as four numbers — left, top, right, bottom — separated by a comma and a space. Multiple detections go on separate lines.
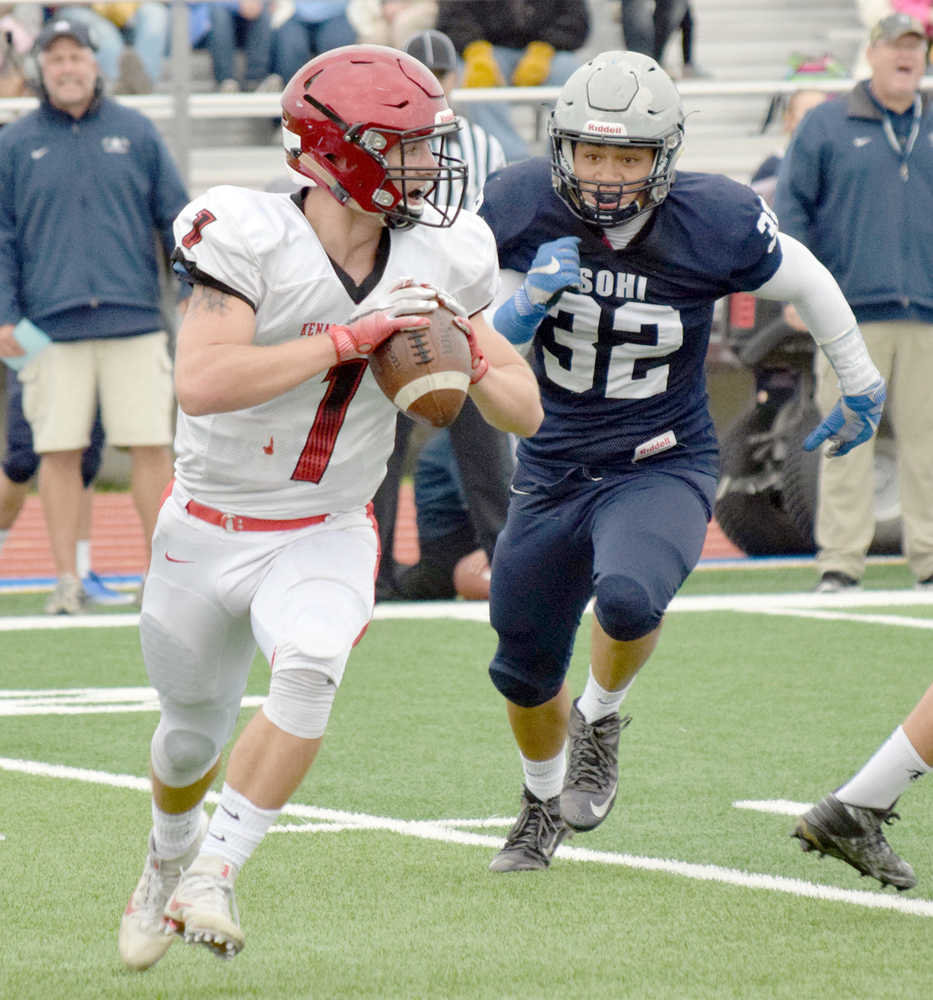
494, 236, 581, 345
803, 378, 886, 457
523, 235, 582, 307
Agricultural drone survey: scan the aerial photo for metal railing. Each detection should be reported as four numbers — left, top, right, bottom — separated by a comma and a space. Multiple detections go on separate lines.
4, 0, 933, 186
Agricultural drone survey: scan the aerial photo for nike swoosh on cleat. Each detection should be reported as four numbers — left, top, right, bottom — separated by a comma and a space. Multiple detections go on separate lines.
528, 256, 561, 276
221, 805, 240, 821
590, 785, 618, 819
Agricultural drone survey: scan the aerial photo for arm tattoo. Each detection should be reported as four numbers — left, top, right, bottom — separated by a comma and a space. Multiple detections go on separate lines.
189, 284, 235, 317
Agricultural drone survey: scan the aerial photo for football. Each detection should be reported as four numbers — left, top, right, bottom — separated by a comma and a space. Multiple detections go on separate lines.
453, 548, 491, 600
369, 304, 472, 427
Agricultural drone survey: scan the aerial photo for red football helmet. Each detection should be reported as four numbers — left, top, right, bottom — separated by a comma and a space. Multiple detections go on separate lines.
281, 45, 467, 228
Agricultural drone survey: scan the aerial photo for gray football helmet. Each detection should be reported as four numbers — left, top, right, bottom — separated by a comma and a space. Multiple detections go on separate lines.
549, 50, 685, 225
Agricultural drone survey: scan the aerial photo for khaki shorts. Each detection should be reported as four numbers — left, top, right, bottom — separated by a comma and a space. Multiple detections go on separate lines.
19, 332, 174, 453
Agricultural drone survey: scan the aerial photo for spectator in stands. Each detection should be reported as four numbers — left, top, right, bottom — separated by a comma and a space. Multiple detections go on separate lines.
270, 0, 356, 85
620, 1, 708, 78
751, 89, 832, 203
774, 13, 933, 593
0, 370, 132, 604
54, 3, 170, 93
189, 0, 279, 93
652, 2, 709, 79
0, 4, 40, 65
620, 1, 689, 67
0, 17, 188, 613
372, 28, 512, 601
347, 0, 436, 48
673, 3, 707, 78
436, 0, 589, 163
0, 17, 31, 114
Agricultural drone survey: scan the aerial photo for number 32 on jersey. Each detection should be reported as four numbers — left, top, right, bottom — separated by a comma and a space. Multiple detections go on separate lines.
537, 293, 684, 400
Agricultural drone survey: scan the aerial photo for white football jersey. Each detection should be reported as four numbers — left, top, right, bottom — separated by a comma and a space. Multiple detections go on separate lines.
171, 186, 499, 518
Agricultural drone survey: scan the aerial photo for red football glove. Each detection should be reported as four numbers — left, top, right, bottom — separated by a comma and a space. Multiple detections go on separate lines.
328, 311, 429, 363
453, 315, 488, 384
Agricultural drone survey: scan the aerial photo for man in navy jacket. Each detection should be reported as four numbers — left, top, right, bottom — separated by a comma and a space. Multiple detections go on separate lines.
0, 16, 189, 613
775, 13, 933, 594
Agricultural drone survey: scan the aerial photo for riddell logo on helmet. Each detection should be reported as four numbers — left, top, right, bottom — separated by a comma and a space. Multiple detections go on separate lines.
435, 108, 455, 124
584, 120, 627, 136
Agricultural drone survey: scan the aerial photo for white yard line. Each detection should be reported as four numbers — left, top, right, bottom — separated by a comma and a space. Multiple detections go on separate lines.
1, 756, 931, 919
1, 589, 931, 632
734, 799, 814, 816
736, 607, 933, 629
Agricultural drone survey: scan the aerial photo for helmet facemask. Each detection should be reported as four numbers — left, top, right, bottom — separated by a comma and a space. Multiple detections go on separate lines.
371, 120, 468, 229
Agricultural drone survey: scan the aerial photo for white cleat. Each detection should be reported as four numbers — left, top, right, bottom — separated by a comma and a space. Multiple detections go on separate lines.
119, 813, 208, 971
163, 855, 245, 959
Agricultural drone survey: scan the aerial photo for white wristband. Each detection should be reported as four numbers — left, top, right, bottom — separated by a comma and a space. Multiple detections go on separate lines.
820, 326, 882, 396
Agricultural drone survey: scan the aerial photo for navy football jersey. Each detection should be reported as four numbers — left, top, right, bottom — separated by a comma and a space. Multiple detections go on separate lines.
479, 158, 782, 476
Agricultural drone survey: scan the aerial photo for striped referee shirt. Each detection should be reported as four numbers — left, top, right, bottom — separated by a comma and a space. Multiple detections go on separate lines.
447, 116, 508, 210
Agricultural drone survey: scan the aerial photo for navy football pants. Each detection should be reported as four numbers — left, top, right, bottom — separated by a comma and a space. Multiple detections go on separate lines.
489, 461, 716, 708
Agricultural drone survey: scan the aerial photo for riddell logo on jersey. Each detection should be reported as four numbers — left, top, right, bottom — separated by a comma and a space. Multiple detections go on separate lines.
584, 120, 627, 137
300, 322, 331, 337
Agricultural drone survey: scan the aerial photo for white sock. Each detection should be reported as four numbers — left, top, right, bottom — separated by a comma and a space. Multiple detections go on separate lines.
201, 783, 281, 870
576, 666, 633, 724
151, 801, 205, 860
0, 528, 9, 552
76, 540, 91, 579
836, 726, 931, 811
520, 748, 566, 802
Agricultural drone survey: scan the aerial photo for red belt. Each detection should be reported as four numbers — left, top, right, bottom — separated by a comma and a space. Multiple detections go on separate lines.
185, 498, 328, 533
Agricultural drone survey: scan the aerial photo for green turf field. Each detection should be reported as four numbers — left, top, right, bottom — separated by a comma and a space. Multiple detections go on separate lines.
2, 563, 933, 999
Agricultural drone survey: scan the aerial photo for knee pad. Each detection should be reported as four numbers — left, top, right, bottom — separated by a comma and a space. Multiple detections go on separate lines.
142, 611, 241, 786
150, 721, 220, 788
594, 573, 663, 641
488, 656, 565, 709
263, 668, 336, 740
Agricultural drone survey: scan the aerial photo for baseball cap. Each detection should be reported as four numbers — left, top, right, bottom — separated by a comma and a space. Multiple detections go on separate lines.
403, 29, 458, 74
36, 17, 97, 53
870, 12, 927, 44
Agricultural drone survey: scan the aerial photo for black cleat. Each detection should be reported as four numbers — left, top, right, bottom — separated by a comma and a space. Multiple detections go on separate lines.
560, 701, 631, 832
792, 793, 916, 890
489, 787, 570, 872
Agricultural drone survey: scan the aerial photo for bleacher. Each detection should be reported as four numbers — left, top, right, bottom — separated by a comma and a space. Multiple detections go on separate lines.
0, 0, 875, 192
173, 0, 868, 193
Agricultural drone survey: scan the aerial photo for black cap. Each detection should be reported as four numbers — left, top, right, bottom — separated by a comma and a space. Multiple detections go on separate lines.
403, 29, 458, 74
36, 17, 97, 53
